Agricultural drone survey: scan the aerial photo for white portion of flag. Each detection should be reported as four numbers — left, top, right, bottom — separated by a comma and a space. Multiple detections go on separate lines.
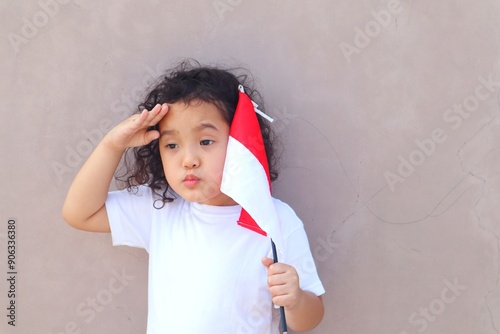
221, 136, 285, 258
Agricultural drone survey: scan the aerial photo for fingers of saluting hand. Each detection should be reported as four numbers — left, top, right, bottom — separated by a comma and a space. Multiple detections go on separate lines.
105, 103, 169, 150
134, 104, 169, 145
135, 103, 169, 128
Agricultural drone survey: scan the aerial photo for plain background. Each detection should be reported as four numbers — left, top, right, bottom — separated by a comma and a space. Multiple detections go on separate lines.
1, 0, 500, 333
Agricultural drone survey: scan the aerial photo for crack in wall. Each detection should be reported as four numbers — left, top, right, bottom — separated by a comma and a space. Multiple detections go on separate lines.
456, 115, 500, 333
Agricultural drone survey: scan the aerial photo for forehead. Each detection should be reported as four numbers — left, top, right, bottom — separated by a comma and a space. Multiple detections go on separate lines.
158, 100, 229, 132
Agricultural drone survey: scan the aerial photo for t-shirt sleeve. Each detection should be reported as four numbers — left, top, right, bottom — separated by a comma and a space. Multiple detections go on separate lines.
275, 200, 326, 297
105, 186, 154, 252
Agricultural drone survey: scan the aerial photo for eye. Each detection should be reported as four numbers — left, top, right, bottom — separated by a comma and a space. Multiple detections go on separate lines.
166, 143, 178, 149
200, 139, 214, 146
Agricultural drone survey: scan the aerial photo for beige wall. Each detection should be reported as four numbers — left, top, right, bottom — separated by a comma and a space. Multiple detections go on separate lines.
2, 0, 500, 333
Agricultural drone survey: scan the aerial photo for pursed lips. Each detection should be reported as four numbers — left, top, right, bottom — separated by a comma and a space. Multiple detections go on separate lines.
183, 174, 200, 187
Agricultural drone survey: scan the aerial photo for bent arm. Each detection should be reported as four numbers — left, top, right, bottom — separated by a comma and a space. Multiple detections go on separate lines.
62, 104, 168, 232
285, 292, 324, 332
61, 141, 124, 232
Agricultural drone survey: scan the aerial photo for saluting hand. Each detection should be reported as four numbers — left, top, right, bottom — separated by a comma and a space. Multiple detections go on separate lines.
103, 103, 169, 152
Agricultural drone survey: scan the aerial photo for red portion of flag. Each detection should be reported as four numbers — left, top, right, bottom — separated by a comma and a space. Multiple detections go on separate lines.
230, 92, 271, 185
238, 210, 267, 236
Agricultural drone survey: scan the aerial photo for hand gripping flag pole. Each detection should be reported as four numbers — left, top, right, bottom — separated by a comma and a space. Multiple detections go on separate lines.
220, 85, 287, 333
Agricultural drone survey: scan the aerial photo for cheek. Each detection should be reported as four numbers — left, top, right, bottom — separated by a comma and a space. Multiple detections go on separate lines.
159, 152, 173, 179
209, 149, 228, 182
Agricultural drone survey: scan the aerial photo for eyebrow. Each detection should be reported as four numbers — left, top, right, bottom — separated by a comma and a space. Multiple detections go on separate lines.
194, 122, 219, 132
159, 122, 219, 138
159, 129, 178, 137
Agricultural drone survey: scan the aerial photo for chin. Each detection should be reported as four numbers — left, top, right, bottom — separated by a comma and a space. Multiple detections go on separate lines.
180, 192, 213, 204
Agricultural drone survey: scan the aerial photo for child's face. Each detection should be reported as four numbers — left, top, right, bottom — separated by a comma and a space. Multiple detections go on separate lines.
157, 100, 237, 206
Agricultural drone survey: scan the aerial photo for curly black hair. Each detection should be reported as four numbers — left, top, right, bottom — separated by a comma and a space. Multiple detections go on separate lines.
117, 59, 279, 207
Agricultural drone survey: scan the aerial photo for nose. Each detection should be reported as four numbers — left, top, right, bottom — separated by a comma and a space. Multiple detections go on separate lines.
182, 145, 200, 169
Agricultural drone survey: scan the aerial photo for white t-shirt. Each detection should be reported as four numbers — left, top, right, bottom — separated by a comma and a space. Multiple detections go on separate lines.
106, 186, 325, 334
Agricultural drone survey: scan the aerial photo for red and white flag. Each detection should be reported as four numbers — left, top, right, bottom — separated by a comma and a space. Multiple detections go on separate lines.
220, 85, 284, 257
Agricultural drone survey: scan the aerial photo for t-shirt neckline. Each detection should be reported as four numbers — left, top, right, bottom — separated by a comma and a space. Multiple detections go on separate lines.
190, 201, 242, 223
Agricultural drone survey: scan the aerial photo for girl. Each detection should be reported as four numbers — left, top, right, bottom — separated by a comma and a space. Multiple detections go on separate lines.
62, 60, 325, 333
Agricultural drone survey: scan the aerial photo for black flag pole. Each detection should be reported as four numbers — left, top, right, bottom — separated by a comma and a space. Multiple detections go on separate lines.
271, 239, 288, 334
